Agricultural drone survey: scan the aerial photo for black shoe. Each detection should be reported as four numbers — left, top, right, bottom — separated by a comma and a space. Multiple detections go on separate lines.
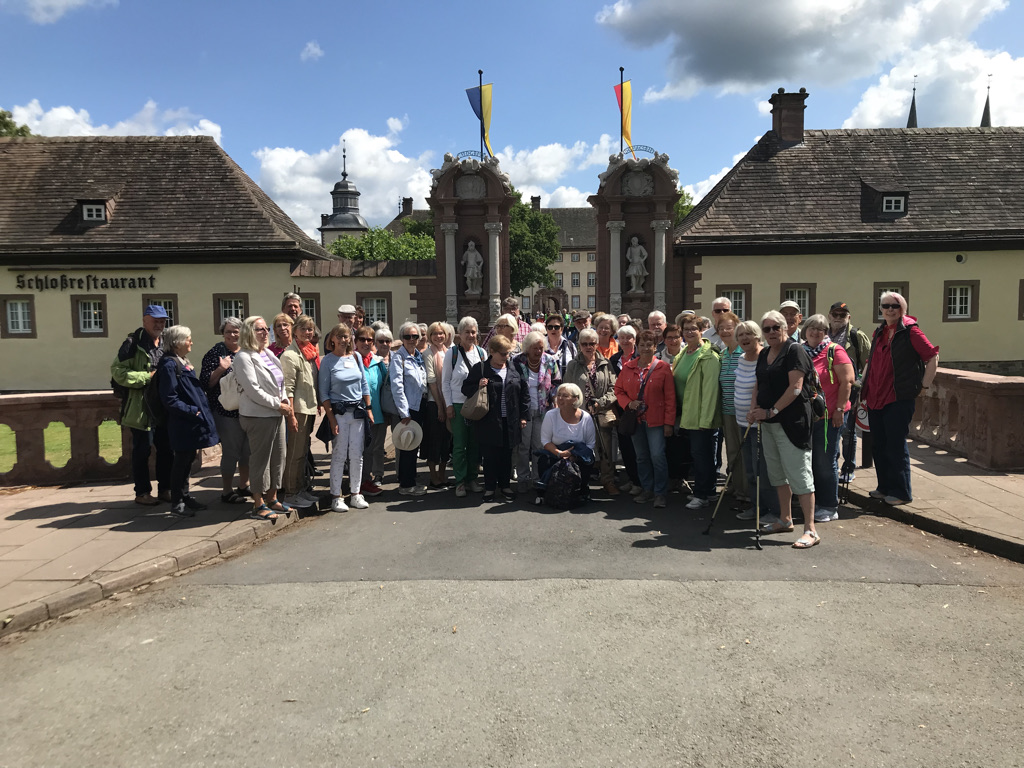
501, 488, 517, 502
533, 495, 544, 506
312, 467, 325, 476
182, 495, 207, 512
482, 492, 496, 502
170, 501, 195, 517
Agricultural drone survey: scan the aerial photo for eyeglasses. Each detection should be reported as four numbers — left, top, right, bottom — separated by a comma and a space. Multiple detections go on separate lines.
254, 327, 269, 334
830, 311, 849, 318
880, 303, 900, 310
713, 308, 730, 314
402, 334, 419, 341
761, 325, 782, 333
337, 335, 350, 340
546, 325, 562, 331
664, 335, 682, 341
580, 341, 597, 347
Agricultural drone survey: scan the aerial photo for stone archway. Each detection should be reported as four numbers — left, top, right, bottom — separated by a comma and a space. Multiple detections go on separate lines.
534, 287, 569, 315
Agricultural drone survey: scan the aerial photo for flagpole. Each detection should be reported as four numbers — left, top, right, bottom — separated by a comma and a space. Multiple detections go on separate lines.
619, 67, 624, 154
479, 69, 484, 159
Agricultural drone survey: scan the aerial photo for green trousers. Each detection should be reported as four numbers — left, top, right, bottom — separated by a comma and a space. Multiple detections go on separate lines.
450, 403, 480, 485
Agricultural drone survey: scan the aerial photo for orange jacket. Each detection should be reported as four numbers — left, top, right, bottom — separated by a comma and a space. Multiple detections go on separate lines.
614, 357, 676, 427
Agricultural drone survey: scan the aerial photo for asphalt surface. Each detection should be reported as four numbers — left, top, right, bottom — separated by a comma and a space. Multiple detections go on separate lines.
3, 492, 1023, 768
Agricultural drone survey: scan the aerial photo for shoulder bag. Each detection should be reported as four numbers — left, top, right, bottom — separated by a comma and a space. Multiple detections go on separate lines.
460, 361, 490, 421
617, 360, 657, 437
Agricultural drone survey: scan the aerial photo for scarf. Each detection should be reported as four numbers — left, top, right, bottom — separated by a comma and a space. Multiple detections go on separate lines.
362, 351, 374, 368
808, 336, 832, 358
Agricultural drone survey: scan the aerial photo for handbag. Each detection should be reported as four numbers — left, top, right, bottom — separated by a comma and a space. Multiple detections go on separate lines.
617, 360, 658, 436
461, 380, 489, 421
596, 408, 617, 429
380, 367, 400, 416
217, 369, 240, 411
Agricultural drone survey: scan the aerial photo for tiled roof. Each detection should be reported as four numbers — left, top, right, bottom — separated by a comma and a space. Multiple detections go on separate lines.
675, 127, 1024, 250
292, 258, 436, 278
383, 209, 431, 235
0, 136, 330, 262
545, 207, 597, 249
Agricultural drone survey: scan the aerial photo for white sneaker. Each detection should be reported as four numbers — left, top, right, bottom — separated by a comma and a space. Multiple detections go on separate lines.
814, 508, 839, 522
399, 485, 427, 496
282, 494, 311, 508
455, 483, 467, 498
685, 497, 710, 510
349, 494, 369, 509
330, 497, 348, 513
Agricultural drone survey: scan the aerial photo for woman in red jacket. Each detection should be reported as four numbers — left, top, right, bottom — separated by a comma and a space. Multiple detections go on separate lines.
614, 330, 677, 508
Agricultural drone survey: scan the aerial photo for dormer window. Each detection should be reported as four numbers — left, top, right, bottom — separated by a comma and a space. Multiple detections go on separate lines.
882, 195, 905, 213
83, 204, 106, 221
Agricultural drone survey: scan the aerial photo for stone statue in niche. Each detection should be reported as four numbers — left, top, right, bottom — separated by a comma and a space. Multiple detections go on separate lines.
621, 170, 654, 197
625, 236, 649, 294
462, 240, 484, 295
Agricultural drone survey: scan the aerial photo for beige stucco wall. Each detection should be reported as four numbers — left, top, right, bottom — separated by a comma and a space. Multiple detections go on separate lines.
693, 248, 1023, 363
0, 263, 424, 391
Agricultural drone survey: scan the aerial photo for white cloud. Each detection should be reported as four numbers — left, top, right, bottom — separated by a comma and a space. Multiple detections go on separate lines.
254, 121, 434, 238
682, 149, 752, 203
844, 39, 1024, 128
10, 98, 222, 143
0, 0, 116, 23
546, 186, 592, 207
598, 0, 1009, 100
300, 41, 323, 62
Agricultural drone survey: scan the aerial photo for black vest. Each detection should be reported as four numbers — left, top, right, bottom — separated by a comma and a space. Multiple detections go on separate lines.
870, 320, 925, 401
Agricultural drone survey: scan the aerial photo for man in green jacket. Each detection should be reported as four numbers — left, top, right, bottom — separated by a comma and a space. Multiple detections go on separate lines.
111, 305, 171, 505
828, 301, 871, 482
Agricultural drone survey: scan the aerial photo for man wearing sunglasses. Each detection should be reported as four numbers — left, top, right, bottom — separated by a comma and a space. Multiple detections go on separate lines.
544, 314, 577, 372
828, 301, 871, 482
702, 297, 732, 351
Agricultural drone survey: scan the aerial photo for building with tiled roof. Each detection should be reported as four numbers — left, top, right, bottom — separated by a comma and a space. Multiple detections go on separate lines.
674, 88, 1024, 371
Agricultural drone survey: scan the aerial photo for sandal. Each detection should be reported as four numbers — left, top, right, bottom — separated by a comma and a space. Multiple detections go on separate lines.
760, 521, 795, 534
793, 530, 821, 549
221, 491, 248, 504
265, 499, 294, 515
248, 504, 278, 522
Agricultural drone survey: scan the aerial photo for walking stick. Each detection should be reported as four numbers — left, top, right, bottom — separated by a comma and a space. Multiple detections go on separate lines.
754, 422, 763, 550
702, 423, 752, 536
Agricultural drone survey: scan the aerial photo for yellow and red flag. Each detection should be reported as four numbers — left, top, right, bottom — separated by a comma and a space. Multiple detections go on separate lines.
613, 79, 636, 160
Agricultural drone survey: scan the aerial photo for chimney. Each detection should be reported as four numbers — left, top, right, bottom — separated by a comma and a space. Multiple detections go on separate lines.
769, 87, 808, 145
401, 197, 413, 217
531, 196, 541, 211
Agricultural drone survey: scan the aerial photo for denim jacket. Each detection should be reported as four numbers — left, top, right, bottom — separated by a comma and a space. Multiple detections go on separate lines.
389, 345, 427, 418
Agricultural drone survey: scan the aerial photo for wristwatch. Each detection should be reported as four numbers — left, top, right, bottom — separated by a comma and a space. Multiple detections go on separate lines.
769, 406, 779, 417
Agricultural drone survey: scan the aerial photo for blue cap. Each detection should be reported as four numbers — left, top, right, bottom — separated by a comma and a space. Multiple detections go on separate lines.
144, 304, 169, 319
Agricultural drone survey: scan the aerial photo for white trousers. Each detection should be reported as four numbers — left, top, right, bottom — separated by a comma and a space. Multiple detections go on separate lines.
330, 412, 365, 497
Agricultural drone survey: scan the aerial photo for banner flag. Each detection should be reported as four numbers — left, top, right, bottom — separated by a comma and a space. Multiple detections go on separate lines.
465, 83, 495, 158
613, 80, 635, 159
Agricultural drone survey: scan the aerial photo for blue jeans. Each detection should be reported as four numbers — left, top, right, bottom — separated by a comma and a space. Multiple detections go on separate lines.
686, 428, 716, 499
741, 425, 780, 517
840, 389, 860, 474
811, 419, 841, 510
632, 424, 669, 496
869, 399, 915, 501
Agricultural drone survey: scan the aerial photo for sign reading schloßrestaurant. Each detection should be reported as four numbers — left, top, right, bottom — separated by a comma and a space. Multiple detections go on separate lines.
15, 273, 157, 292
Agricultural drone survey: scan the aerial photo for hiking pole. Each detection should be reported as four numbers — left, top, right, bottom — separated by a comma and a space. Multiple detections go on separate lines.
702, 423, 752, 536
754, 422, 763, 550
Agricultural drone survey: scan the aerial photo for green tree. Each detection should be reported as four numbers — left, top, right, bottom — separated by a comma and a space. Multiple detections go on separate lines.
508, 188, 559, 296
674, 188, 695, 226
326, 227, 434, 261
0, 109, 32, 137
401, 210, 434, 238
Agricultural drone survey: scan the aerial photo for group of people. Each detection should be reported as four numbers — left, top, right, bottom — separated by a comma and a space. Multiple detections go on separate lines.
112, 290, 938, 548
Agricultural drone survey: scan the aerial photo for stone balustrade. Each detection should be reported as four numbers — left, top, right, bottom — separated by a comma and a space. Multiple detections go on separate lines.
910, 368, 1024, 471
0, 391, 130, 486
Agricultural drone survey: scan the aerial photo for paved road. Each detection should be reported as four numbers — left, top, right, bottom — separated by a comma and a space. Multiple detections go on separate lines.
3, 494, 1023, 768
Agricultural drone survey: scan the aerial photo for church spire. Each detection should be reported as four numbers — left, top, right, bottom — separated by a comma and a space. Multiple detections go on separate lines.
906, 76, 918, 129
341, 140, 348, 180
981, 77, 992, 128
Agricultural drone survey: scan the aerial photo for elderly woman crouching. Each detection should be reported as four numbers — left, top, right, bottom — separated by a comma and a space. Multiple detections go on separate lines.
802, 314, 856, 522
511, 330, 561, 493
157, 325, 219, 517
278, 314, 321, 510
235, 315, 295, 521
747, 310, 818, 548
564, 327, 619, 496
537, 383, 597, 504
199, 317, 251, 504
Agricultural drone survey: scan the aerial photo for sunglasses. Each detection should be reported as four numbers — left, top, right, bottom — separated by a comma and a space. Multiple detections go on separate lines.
761, 324, 782, 333
880, 303, 900, 310
713, 308, 730, 314
402, 334, 419, 340
357, 337, 374, 342
830, 311, 849, 317
580, 341, 597, 347
546, 325, 562, 331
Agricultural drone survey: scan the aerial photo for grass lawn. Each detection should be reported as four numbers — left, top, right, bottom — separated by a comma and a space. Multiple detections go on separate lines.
0, 420, 122, 472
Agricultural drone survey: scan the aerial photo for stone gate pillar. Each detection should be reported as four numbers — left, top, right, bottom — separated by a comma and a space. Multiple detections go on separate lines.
484, 221, 503, 324
607, 220, 626, 316
652, 219, 673, 314
441, 222, 459, 324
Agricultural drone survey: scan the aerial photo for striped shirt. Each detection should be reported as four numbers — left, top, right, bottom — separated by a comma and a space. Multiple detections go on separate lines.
733, 356, 758, 428
719, 346, 743, 416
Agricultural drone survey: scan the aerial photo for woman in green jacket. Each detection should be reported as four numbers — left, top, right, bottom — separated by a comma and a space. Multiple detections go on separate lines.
675, 316, 721, 509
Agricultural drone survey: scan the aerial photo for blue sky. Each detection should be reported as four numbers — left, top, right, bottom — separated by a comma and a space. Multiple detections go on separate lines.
3, 0, 1023, 237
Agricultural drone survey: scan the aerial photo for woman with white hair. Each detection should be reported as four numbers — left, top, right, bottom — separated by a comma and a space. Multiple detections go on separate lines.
235, 315, 295, 521
512, 329, 561, 491
391, 320, 428, 496
861, 291, 939, 506
747, 310, 817, 548
157, 325, 219, 517
492, 313, 522, 355
564, 327, 618, 496
422, 320, 452, 488
442, 316, 487, 497
538, 382, 597, 504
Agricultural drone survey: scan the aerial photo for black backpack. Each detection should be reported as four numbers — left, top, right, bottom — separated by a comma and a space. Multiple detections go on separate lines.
544, 458, 582, 509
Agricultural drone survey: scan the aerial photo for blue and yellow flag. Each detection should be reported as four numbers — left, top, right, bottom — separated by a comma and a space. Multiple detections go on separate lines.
466, 83, 495, 158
